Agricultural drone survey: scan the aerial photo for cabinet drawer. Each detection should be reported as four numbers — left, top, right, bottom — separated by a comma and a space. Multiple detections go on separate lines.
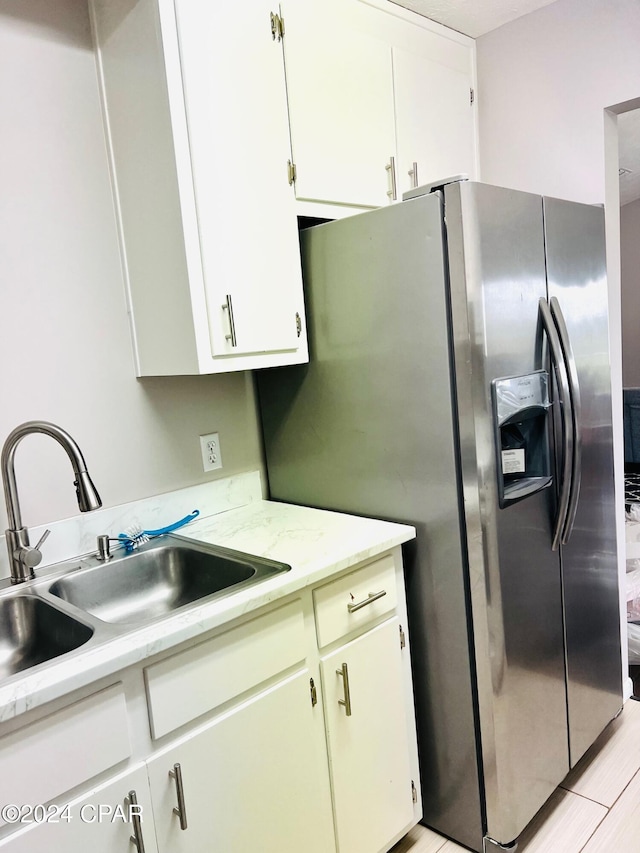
145, 599, 305, 738
313, 553, 397, 647
0, 683, 130, 823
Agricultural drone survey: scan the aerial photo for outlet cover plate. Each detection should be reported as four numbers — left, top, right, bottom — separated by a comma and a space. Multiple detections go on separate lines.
199, 432, 223, 472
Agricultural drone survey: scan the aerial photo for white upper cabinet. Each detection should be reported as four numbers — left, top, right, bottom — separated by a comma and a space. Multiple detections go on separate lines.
281, 0, 396, 207
92, 0, 476, 375
281, 0, 477, 210
392, 46, 476, 196
92, 0, 308, 375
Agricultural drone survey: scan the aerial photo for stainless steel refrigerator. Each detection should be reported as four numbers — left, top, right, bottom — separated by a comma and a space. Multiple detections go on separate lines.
256, 180, 622, 853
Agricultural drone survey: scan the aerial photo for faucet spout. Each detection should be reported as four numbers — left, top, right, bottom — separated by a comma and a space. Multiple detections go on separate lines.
1, 421, 102, 583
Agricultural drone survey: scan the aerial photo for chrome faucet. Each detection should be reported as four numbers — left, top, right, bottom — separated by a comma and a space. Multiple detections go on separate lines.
1, 421, 102, 584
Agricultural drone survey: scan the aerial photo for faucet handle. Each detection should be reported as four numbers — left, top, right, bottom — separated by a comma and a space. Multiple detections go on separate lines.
21, 529, 51, 570
34, 529, 51, 552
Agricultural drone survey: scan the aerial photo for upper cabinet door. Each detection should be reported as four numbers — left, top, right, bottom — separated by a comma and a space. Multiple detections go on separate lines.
281, 0, 396, 208
173, 0, 304, 358
393, 46, 476, 196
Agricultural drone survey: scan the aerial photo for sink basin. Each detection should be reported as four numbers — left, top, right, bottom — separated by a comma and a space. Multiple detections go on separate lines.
48, 538, 290, 625
0, 596, 93, 678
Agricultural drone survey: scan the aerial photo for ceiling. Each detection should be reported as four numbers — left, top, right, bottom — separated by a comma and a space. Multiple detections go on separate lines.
389, 0, 559, 38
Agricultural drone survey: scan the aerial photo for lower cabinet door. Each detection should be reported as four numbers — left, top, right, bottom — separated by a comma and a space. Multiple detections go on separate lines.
321, 618, 414, 853
147, 670, 335, 853
0, 765, 157, 853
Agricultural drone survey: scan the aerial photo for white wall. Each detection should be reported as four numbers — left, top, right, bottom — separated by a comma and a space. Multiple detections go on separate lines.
0, 0, 264, 530
621, 198, 640, 388
476, 0, 640, 204
476, 0, 640, 689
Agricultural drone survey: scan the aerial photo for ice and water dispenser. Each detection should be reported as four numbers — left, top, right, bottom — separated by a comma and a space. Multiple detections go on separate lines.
492, 370, 552, 508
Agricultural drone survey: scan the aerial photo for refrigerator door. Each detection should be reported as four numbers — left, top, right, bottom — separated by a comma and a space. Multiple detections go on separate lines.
445, 181, 570, 845
258, 194, 486, 850
543, 197, 622, 766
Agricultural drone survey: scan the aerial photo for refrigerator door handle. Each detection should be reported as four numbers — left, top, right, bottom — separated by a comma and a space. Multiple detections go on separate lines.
539, 298, 573, 550
549, 296, 582, 544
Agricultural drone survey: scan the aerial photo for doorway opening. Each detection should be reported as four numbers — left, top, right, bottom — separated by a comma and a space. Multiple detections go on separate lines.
605, 98, 640, 697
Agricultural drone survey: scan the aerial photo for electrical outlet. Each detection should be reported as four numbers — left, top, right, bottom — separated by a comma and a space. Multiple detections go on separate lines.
199, 432, 223, 472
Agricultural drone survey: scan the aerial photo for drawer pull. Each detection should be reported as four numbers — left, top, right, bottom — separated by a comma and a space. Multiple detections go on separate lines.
347, 589, 387, 613
169, 762, 188, 830
336, 662, 352, 716
127, 790, 146, 853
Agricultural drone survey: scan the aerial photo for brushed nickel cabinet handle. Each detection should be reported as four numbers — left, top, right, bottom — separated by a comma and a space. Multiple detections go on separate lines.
408, 161, 419, 188
336, 662, 352, 716
222, 294, 237, 347
127, 790, 146, 853
386, 156, 397, 200
347, 589, 387, 613
169, 762, 188, 830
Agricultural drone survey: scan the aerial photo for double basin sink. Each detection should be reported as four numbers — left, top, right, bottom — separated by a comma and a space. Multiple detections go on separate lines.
0, 537, 291, 680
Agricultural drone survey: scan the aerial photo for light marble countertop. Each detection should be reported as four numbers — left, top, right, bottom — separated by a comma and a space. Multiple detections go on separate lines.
0, 500, 415, 723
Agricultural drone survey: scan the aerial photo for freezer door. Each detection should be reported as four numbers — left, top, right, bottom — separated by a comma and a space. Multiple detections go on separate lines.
543, 197, 622, 767
445, 181, 570, 846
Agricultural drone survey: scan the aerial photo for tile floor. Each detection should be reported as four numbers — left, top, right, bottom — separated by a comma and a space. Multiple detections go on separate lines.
392, 697, 640, 853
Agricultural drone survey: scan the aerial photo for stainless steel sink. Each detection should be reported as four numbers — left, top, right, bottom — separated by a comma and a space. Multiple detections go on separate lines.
0, 595, 93, 678
48, 537, 290, 625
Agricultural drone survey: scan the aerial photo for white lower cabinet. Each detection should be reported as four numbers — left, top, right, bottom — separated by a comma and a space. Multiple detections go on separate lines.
0, 765, 157, 853
0, 547, 419, 853
321, 618, 415, 853
146, 670, 334, 853
0, 683, 131, 829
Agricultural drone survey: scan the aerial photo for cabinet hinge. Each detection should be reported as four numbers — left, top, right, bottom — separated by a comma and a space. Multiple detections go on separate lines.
310, 677, 317, 707
287, 159, 297, 186
412, 780, 418, 804
270, 11, 285, 41
399, 624, 406, 649
296, 311, 302, 337
470, 87, 475, 106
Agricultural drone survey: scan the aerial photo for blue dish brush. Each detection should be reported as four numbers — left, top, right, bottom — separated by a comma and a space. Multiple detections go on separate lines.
118, 509, 200, 552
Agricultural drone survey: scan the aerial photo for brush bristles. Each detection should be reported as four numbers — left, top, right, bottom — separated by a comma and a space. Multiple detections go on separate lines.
122, 523, 150, 549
